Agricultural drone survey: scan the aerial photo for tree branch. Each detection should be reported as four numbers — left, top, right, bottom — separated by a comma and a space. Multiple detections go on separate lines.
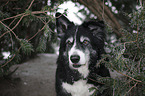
109, 61, 142, 83
73, 0, 122, 38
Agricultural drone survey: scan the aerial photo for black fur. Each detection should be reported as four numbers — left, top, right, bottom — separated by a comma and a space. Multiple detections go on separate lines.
55, 12, 111, 96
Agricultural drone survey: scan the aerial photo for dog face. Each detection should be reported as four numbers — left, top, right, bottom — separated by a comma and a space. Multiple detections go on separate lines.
56, 13, 105, 77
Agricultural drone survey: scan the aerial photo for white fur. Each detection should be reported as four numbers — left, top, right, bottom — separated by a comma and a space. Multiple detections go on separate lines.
62, 80, 96, 96
67, 29, 90, 78
80, 36, 90, 43
68, 39, 90, 78
78, 64, 89, 78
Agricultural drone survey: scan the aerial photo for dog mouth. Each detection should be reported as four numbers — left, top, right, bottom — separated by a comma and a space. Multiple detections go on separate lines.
72, 64, 85, 68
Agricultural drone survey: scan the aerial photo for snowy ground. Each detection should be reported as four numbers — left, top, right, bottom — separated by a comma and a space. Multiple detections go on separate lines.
0, 54, 57, 96
0, 53, 122, 96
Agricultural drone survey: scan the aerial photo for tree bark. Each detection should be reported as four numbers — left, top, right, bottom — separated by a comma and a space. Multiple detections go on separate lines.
73, 0, 122, 38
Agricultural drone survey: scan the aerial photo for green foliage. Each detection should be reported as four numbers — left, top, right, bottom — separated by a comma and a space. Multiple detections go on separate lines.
20, 39, 34, 55
0, 0, 144, 96
36, 25, 49, 52
103, 7, 145, 96
0, 22, 7, 31
0, 0, 57, 77
88, 5, 145, 96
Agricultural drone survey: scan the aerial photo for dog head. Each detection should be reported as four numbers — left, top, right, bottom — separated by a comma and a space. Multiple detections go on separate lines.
56, 13, 105, 77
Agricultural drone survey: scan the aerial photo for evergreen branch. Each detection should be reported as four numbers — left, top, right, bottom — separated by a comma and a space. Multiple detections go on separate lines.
37, 17, 55, 33
26, 0, 35, 11
0, 21, 19, 40
1, 37, 35, 67
1, 47, 21, 68
0, 10, 49, 22
96, 56, 107, 67
0, 15, 50, 68
0, 21, 45, 68
0, 10, 51, 67
20, 39, 34, 55
1, 19, 48, 67
126, 82, 138, 95
123, 24, 139, 49
2, 13, 52, 66
124, 62, 131, 71
0, 11, 49, 39
109, 62, 142, 83
8, 31, 14, 49
137, 55, 144, 72
88, 77, 105, 85
102, 0, 104, 18
11, 15, 25, 32
9, 18, 16, 26
0, 15, 24, 39
0, 13, 25, 22
0, 31, 9, 38
28, 19, 51, 41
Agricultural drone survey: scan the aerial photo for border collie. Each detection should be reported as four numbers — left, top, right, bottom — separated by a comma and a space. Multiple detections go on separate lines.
55, 12, 110, 96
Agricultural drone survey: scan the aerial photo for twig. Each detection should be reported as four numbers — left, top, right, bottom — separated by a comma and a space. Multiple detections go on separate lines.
0, 11, 49, 39
1, 13, 24, 22
0, 14, 26, 39
36, 17, 54, 33
102, 0, 104, 18
1, 47, 21, 67
0, 16, 23, 39
0, 21, 19, 40
0, 0, 54, 68
127, 82, 138, 94
9, 18, 16, 26
123, 24, 139, 49
88, 77, 105, 85
8, 31, 14, 49
1, 20, 47, 67
96, 56, 107, 67
0, 31, 9, 38
1, 0, 34, 22
0, 1, 52, 67
1, 19, 50, 67
0, 10, 48, 22
27, 0, 35, 11
137, 55, 143, 73
109, 62, 142, 83
11, 15, 25, 31
28, 19, 51, 41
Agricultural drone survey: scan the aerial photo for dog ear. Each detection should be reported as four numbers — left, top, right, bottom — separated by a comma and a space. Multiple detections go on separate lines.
83, 20, 106, 41
55, 12, 73, 38
83, 20, 106, 54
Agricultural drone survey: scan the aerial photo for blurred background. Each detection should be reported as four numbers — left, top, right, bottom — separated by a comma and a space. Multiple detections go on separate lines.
0, 0, 145, 96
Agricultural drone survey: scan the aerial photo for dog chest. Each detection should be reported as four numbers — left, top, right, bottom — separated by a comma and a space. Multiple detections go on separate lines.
62, 80, 95, 96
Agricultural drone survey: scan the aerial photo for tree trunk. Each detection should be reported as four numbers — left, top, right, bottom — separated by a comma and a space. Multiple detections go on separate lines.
73, 0, 122, 38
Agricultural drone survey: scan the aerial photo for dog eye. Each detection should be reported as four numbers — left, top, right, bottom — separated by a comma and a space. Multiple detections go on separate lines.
66, 40, 72, 45
83, 40, 89, 45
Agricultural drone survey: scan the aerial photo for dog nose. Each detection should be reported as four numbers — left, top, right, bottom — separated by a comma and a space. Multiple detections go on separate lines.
70, 55, 80, 63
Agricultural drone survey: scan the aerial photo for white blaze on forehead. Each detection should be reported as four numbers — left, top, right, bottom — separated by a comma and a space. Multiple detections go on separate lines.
80, 36, 90, 42
68, 40, 90, 78
67, 27, 90, 78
